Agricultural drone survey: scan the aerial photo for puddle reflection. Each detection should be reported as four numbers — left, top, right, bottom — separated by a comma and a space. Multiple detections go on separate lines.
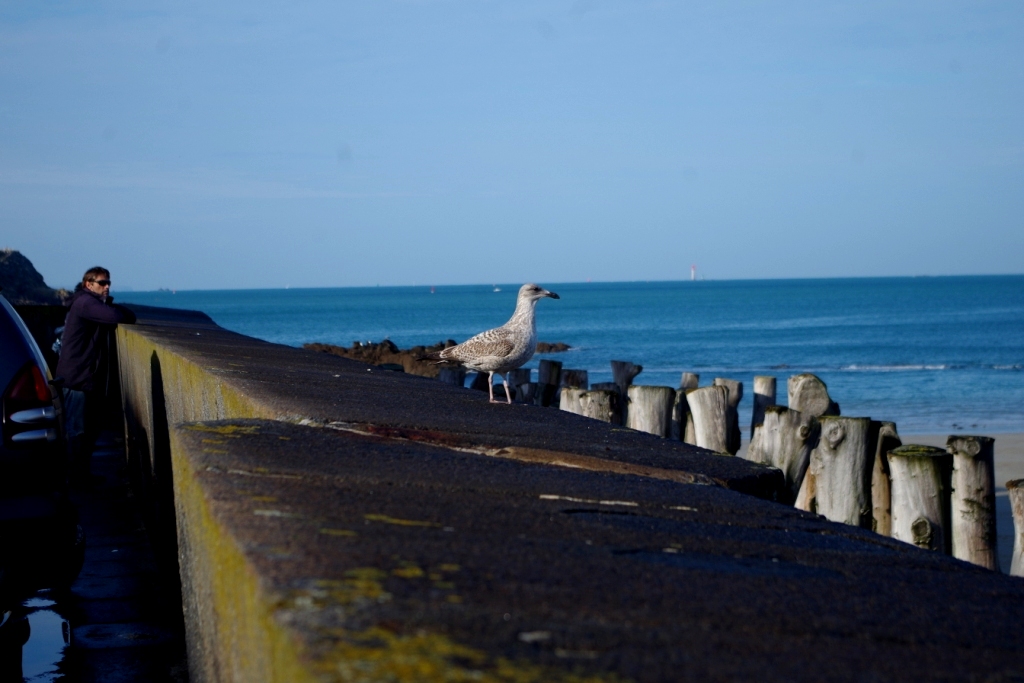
0, 592, 70, 682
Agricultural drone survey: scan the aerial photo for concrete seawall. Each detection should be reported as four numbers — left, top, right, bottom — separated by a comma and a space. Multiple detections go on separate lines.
118, 305, 1024, 682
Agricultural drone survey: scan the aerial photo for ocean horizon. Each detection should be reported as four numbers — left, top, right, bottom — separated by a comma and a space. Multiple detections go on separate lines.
113, 272, 1024, 293
122, 274, 1024, 436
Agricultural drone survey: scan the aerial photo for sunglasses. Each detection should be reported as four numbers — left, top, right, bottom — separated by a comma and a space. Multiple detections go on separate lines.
90, 279, 112, 286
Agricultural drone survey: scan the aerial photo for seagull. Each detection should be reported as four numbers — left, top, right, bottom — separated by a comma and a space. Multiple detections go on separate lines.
429, 283, 560, 404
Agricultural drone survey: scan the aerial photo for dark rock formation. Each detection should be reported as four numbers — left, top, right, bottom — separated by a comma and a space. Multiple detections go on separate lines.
536, 341, 571, 353
0, 249, 66, 305
304, 340, 457, 378
305, 338, 572, 377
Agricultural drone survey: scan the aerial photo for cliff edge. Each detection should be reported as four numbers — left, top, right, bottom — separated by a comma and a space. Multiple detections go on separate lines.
0, 249, 66, 305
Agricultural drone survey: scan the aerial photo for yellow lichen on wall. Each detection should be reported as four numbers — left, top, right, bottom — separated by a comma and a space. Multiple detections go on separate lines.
123, 325, 632, 683
117, 325, 272, 434
319, 629, 627, 683
169, 427, 319, 683
186, 424, 262, 437
170, 426, 631, 683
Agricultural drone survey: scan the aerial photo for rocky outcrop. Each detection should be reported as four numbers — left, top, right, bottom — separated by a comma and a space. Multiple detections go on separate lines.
305, 338, 573, 377
0, 249, 66, 305
304, 340, 456, 377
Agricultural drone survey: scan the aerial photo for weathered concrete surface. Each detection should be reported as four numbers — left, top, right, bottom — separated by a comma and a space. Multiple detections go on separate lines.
116, 306, 1024, 682
117, 305, 784, 498
172, 419, 1024, 683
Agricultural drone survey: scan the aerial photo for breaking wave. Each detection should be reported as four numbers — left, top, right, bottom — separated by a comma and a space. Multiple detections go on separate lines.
841, 364, 954, 372
840, 363, 1021, 372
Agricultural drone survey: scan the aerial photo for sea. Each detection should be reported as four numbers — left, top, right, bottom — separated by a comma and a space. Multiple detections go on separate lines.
121, 275, 1024, 436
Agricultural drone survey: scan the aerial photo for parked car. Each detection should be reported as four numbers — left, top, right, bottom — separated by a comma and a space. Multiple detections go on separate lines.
0, 293, 84, 603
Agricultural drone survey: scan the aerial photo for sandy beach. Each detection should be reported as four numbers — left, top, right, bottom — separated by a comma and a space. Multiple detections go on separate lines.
740, 432, 1023, 574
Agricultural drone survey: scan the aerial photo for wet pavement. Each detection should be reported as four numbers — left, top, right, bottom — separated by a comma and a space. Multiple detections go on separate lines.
1, 435, 188, 682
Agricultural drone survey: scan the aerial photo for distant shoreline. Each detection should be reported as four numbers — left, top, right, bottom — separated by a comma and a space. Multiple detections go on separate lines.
117, 272, 1024, 294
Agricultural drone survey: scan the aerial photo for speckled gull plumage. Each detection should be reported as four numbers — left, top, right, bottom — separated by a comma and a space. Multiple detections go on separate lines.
430, 283, 560, 403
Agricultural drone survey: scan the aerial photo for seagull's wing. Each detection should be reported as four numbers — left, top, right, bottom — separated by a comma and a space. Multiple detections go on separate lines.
442, 327, 515, 364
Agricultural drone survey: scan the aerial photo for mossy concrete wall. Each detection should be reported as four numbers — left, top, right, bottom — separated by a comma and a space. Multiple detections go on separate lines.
116, 306, 1024, 683
117, 312, 269, 479
168, 423, 311, 683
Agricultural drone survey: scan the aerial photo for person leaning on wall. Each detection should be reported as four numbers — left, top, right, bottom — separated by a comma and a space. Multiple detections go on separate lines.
55, 266, 136, 487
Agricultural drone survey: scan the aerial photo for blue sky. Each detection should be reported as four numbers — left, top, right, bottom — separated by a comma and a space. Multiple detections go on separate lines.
1, 1, 1021, 290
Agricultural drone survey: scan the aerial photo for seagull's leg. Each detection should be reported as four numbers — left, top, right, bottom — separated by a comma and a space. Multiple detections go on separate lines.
488, 372, 497, 403
501, 373, 512, 404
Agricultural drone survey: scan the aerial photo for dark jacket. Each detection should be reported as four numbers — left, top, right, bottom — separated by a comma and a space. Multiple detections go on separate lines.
55, 287, 136, 392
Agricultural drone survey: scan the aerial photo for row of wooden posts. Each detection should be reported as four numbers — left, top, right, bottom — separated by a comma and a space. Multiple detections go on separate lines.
438, 359, 1024, 576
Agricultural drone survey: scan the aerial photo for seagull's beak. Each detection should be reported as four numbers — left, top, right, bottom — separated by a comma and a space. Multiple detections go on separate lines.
544, 289, 560, 300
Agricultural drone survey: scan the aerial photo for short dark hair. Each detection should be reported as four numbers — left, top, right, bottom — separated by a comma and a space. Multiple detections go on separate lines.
82, 267, 110, 286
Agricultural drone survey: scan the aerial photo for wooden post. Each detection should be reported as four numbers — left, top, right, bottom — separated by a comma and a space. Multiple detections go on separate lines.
580, 389, 621, 425
469, 371, 491, 392
589, 385, 618, 421
537, 359, 562, 386
1008, 479, 1024, 577
752, 405, 820, 505
537, 360, 563, 407
438, 367, 466, 387
870, 422, 901, 537
515, 382, 538, 405
509, 368, 532, 392
809, 417, 875, 528
794, 468, 816, 513
626, 386, 675, 438
677, 373, 699, 444
559, 387, 587, 416
888, 445, 952, 553
788, 373, 839, 417
713, 378, 743, 455
747, 424, 765, 462
948, 435, 998, 570
610, 360, 643, 403
671, 391, 686, 441
560, 369, 589, 390
686, 385, 729, 453
751, 376, 776, 439
672, 373, 700, 442
684, 415, 697, 445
